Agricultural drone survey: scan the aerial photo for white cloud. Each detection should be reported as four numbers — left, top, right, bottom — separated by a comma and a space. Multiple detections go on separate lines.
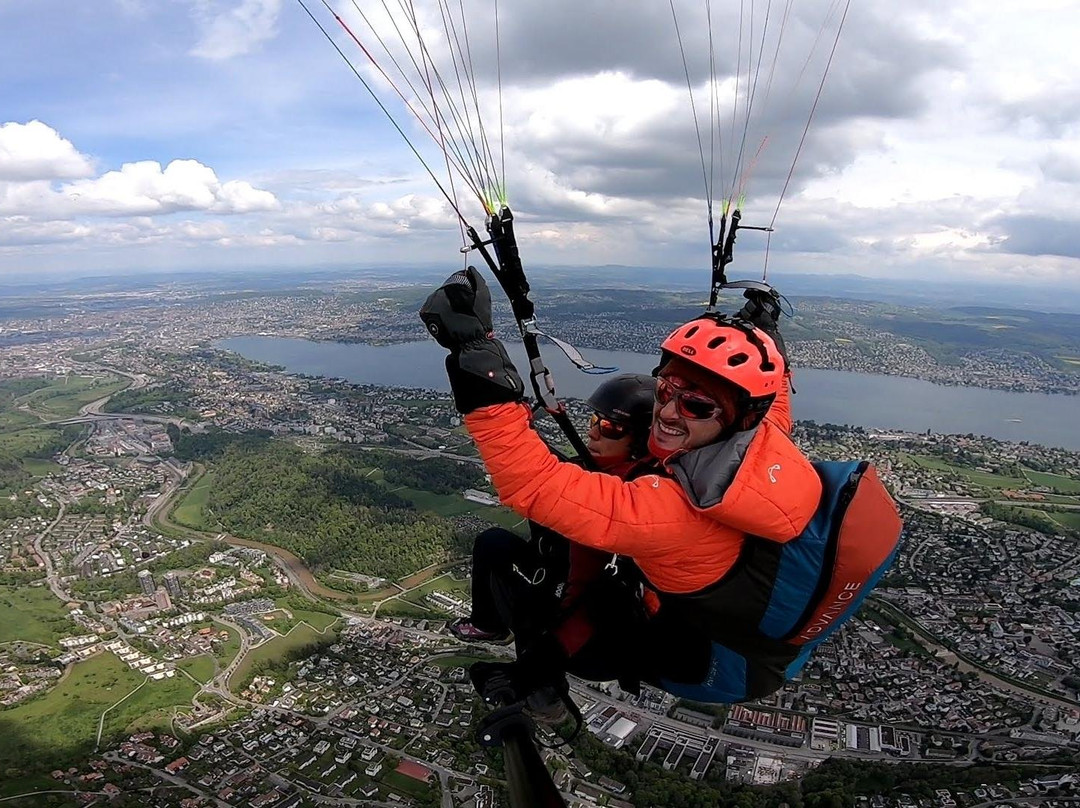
189, 0, 283, 61
0, 217, 93, 247
0, 121, 282, 253
4, 2, 1080, 288
61, 159, 279, 216
0, 121, 95, 182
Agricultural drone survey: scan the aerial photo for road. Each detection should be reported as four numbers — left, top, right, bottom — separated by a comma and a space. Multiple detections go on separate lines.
32, 503, 70, 602
201, 614, 255, 701
102, 753, 233, 807
77, 365, 149, 417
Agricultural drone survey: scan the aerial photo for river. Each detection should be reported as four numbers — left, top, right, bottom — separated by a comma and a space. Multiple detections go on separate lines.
219, 336, 1080, 450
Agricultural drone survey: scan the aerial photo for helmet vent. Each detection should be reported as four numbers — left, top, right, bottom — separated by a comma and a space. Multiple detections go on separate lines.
707, 336, 727, 349
685, 325, 700, 338
728, 353, 748, 366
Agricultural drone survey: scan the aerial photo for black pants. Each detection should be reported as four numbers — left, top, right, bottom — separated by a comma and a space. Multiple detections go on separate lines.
468, 527, 554, 635
468, 527, 647, 684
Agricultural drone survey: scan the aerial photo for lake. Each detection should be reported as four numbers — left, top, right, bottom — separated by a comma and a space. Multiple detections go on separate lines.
219, 336, 1080, 450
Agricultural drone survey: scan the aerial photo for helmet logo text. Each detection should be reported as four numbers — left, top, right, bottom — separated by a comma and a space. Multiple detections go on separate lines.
680, 346, 697, 356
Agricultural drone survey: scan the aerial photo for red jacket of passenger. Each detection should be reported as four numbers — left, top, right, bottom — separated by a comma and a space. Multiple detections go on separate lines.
463, 378, 821, 597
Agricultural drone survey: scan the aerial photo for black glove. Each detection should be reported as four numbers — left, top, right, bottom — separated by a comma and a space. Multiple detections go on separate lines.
737, 285, 781, 330
419, 266, 494, 349
420, 267, 525, 413
737, 286, 788, 366
445, 342, 524, 413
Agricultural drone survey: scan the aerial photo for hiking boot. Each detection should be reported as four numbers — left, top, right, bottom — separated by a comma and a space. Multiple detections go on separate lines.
448, 617, 512, 644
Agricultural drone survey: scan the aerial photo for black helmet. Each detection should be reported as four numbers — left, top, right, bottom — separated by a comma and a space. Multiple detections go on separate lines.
587, 373, 656, 435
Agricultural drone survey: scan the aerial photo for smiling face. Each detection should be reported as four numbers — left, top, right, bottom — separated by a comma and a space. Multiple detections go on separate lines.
648, 362, 740, 457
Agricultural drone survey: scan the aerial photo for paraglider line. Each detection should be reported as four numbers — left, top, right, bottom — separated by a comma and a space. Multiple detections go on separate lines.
346, 0, 490, 207
769, 0, 851, 230
296, 0, 470, 226
670, 0, 713, 244
495, 0, 506, 199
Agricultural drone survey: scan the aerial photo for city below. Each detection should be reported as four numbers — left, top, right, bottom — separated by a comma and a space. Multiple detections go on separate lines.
0, 276, 1078, 808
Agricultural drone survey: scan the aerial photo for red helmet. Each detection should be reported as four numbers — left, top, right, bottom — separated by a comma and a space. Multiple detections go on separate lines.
659, 314, 784, 413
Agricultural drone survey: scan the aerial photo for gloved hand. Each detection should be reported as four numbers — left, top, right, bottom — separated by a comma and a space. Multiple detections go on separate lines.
737, 286, 788, 366
737, 285, 782, 331
420, 267, 525, 413
419, 266, 494, 349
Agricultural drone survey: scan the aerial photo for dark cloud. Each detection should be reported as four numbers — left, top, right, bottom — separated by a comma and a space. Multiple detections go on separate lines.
484, 0, 957, 122
985, 213, 1080, 259
387, 1, 963, 218
344, 0, 959, 210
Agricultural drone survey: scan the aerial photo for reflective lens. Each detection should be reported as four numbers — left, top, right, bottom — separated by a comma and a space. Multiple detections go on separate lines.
656, 377, 724, 420
589, 412, 630, 440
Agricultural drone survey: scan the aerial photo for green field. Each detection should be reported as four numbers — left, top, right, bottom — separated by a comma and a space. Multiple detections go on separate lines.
290, 606, 340, 632
1023, 469, 1080, 494
171, 469, 216, 530
111, 671, 199, 735
0, 409, 39, 433
213, 621, 243, 668
1036, 493, 1080, 505
392, 485, 525, 532
21, 457, 62, 477
1049, 511, 1080, 531
0, 427, 63, 457
377, 598, 432, 618
360, 464, 522, 530
428, 653, 497, 669
228, 622, 336, 692
18, 375, 128, 419
0, 652, 197, 791
903, 454, 1027, 489
177, 654, 217, 684
0, 585, 76, 646
381, 768, 435, 798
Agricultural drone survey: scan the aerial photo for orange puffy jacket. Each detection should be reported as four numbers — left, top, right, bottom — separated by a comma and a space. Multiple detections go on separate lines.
464, 378, 822, 596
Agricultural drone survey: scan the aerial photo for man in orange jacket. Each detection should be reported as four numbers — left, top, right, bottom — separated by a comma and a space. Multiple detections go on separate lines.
420, 268, 821, 700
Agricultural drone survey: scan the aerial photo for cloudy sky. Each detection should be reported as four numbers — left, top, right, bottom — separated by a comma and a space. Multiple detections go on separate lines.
3, 0, 1080, 290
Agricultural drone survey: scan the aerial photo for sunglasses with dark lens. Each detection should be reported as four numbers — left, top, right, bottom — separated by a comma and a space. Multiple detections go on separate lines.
655, 377, 724, 420
588, 412, 630, 440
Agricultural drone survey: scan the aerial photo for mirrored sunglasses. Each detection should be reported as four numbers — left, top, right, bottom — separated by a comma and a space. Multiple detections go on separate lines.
655, 376, 724, 420
588, 412, 630, 440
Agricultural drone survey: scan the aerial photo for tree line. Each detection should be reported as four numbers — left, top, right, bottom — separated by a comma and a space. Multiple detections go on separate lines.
204, 440, 470, 579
